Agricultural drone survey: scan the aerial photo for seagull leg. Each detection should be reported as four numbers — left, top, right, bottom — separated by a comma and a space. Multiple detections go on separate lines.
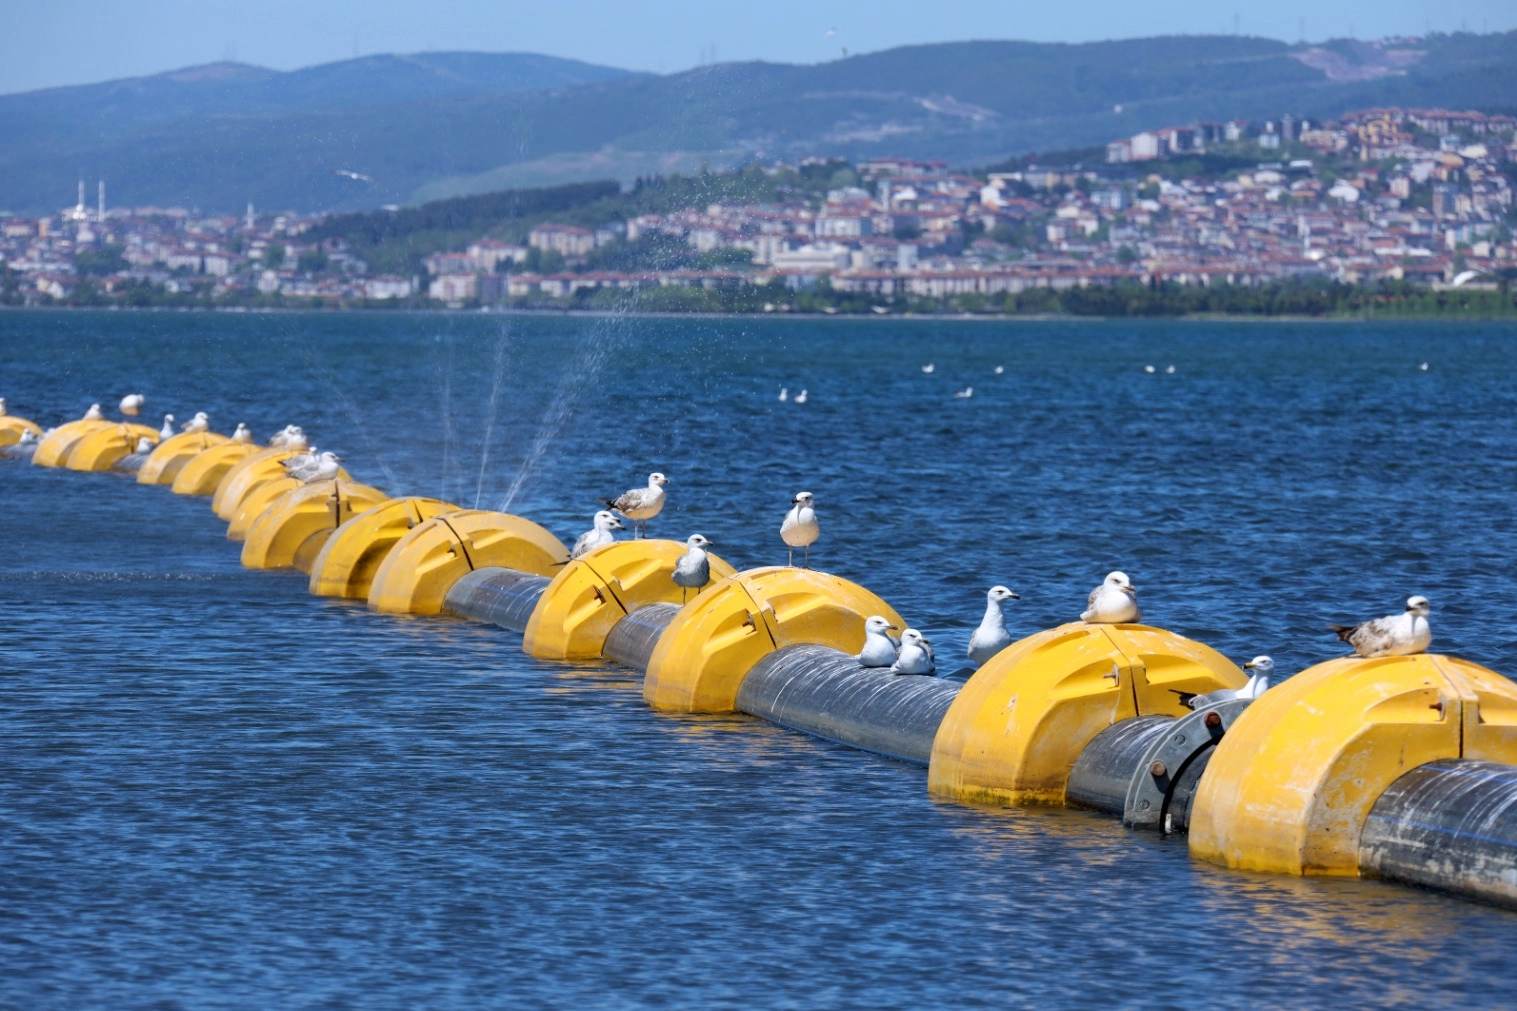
787, 546, 794, 567
803, 545, 810, 569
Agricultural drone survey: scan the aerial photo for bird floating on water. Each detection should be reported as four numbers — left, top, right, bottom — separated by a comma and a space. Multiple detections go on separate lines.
119, 393, 145, 417
793, 389, 808, 404
778, 387, 788, 402
781, 491, 819, 568
921, 363, 935, 374
891, 629, 936, 676
572, 510, 625, 559
602, 472, 668, 539
857, 615, 901, 668
953, 386, 973, 399
672, 534, 713, 603
1144, 365, 1156, 373
967, 586, 1020, 666
83, 403, 104, 421
1328, 596, 1431, 658
994, 365, 1005, 375
159, 414, 175, 440
1081, 571, 1140, 624
181, 411, 209, 434
1419, 362, 1430, 371
1165, 365, 1176, 374
231, 423, 253, 444
1175, 656, 1274, 710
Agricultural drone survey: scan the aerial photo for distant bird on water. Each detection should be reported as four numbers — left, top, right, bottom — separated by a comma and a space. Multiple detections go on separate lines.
778, 387, 789, 402
891, 629, 936, 676
781, 491, 819, 567
119, 393, 145, 417
672, 534, 714, 602
232, 423, 253, 444
1144, 365, 1156, 374
857, 615, 901, 668
82, 403, 104, 421
1419, 362, 1430, 371
159, 414, 175, 440
967, 586, 1020, 666
994, 365, 1005, 375
181, 411, 209, 434
572, 510, 625, 559
921, 363, 935, 374
1174, 656, 1275, 710
602, 472, 668, 539
953, 386, 973, 399
1328, 596, 1432, 658
793, 389, 808, 404
1081, 571, 1140, 624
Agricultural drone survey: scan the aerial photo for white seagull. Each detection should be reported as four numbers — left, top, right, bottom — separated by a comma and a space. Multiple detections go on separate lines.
781, 491, 819, 567
572, 510, 625, 559
1081, 571, 1140, 624
1143, 365, 1156, 374
953, 386, 974, 399
280, 448, 320, 481
303, 451, 342, 484
269, 425, 309, 450
134, 436, 154, 454
994, 366, 1005, 375
921, 363, 935, 374
793, 389, 808, 404
778, 387, 789, 402
601, 472, 668, 539
967, 585, 1020, 666
1175, 656, 1275, 710
159, 414, 175, 440
1165, 365, 1176, 374
181, 412, 209, 434
83, 403, 104, 421
857, 615, 901, 668
231, 423, 253, 444
671, 534, 714, 602
0, 397, 7, 416
1328, 596, 1432, 658
119, 393, 145, 417
19, 429, 38, 446
891, 629, 936, 675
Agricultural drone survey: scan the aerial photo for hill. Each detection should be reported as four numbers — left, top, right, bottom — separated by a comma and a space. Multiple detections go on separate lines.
2, 32, 1515, 215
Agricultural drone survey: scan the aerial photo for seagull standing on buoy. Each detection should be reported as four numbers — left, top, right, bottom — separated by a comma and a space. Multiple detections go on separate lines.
891, 629, 936, 675
601, 472, 668, 539
0, 397, 7, 416
159, 414, 175, 440
119, 394, 145, 417
1327, 596, 1432, 658
1174, 656, 1275, 710
857, 615, 901, 668
967, 586, 1020, 666
232, 423, 253, 444
181, 411, 209, 434
83, 403, 104, 421
572, 510, 625, 559
302, 451, 342, 484
281, 448, 320, 481
1081, 571, 1140, 624
671, 534, 713, 603
781, 491, 819, 567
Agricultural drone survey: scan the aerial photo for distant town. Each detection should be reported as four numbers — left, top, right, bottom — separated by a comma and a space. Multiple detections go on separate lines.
3, 105, 1515, 316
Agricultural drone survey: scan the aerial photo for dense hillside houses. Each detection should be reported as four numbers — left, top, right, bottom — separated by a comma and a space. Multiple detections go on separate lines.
2, 106, 1514, 312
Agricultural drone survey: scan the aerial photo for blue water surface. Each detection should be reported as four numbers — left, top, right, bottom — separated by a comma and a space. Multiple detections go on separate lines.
2, 310, 1516, 1009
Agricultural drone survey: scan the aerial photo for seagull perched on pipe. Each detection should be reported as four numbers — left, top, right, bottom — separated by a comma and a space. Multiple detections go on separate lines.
159, 414, 175, 440
572, 510, 624, 559
671, 534, 713, 603
1174, 656, 1274, 710
857, 615, 901, 668
134, 436, 154, 454
781, 491, 819, 568
967, 585, 1020, 666
181, 411, 209, 434
119, 393, 145, 417
83, 403, 104, 421
1081, 571, 1140, 624
891, 628, 936, 675
1328, 596, 1432, 658
601, 472, 668, 539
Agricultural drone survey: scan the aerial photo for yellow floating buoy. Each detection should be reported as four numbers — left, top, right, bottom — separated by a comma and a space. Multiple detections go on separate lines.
308, 497, 461, 599
31, 419, 111, 468
240, 479, 390, 571
367, 510, 568, 615
0, 415, 43, 447
170, 442, 262, 496
137, 430, 230, 486
64, 423, 160, 472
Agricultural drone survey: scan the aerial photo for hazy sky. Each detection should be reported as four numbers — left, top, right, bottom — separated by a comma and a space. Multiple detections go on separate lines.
3, 0, 1512, 95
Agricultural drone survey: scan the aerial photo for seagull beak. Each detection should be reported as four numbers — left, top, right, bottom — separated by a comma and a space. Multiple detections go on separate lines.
887, 625, 899, 631
1008, 592, 1021, 599
1244, 661, 1256, 669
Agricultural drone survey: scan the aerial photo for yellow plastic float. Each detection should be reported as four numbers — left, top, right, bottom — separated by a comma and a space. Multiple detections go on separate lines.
522, 540, 738, 661
240, 480, 390, 571
64, 423, 160, 472
642, 567, 905, 713
307, 497, 460, 599
367, 510, 568, 615
212, 448, 349, 519
226, 476, 303, 541
927, 622, 1244, 808
0, 415, 42, 446
137, 431, 230, 485
1189, 653, 1517, 876
31, 419, 111, 468
171, 442, 262, 496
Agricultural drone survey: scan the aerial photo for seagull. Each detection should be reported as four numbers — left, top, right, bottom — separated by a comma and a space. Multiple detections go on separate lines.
280, 448, 320, 481
1143, 365, 1156, 373
891, 628, 936, 675
601, 472, 668, 539
953, 386, 974, 399
793, 389, 808, 404
1327, 596, 1432, 658
231, 423, 253, 444
672, 534, 714, 602
921, 363, 935, 374
301, 451, 342, 484
571, 510, 625, 559
332, 168, 378, 185
134, 436, 154, 454
1174, 656, 1274, 710
0, 397, 7, 415
857, 615, 901, 667
1165, 365, 1176, 374
269, 425, 309, 450
781, 491, 819, 567
181, 412, 209, 434
119, 393, 145, 417
1419, 362, 1430, 371
994, 366, 1005, 375
778, 387, 789, 402
18, 429, 37, 446
1081, 571, 1140, 624
967, 585, 1020, 666
159, 414, 175, 440
83, 403, 104, 421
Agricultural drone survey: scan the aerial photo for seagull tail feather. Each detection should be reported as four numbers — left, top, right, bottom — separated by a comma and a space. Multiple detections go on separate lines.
1325, 622, 1357, 643
1171, 689, 1198, 708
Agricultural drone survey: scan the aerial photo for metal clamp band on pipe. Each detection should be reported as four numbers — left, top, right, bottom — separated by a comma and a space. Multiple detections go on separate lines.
603, 603, 682, 671
444, 566, 552, 633
736, 644, 961, 767
1066, 717, 1175, 816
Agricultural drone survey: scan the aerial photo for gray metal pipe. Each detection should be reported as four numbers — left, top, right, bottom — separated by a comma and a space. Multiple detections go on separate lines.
444, 566, 551, 633
603, 603, 681, 671
1360, 759, 1517, 910
112, 451, 147, 472
1066, 717, 1175, 816
735, 644, 960, 766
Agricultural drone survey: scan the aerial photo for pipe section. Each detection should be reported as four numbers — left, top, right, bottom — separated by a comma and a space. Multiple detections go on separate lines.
603, 603, 681, 671
445, 566, 551, 633
736, 644, 960, 766
1360, 759, 1517, 909
1066, 716, 1175, 816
